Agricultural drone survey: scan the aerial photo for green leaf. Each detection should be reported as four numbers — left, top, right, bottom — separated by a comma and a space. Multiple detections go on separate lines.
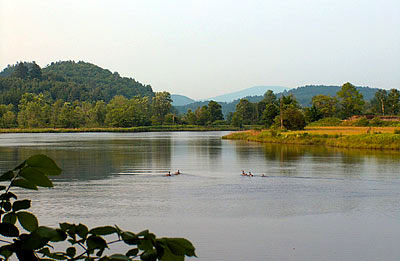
2, 212, 17, 224
26, 154, 62, 176
59, 222, 73, 231
139, 239, 154, 251
0, 222, 19, 237
121, 231, 138, 245
87, 235, 108, 250
12, 199, 31, 211
0, 192, 17, 201
0, 245, 13, 259
126, 248, 139, 257
140, 249, 157, 261
109, 254, 130, 260
11, 178, 38, 190
89, 226, 117, 236
0, 171, 15, 181
76, 223, 89, 238
20, 167, 53, 187
34, 226, 66, 242
17, 211, 38, 232
159, 246, 184, 261
164, 240, 185, 256
66, 247, 76, 258
164, 238, 196, 257
20, 232, 49, 250
50, 229, 67, 242
2, 201, 11, 211
137, 230, 149, 237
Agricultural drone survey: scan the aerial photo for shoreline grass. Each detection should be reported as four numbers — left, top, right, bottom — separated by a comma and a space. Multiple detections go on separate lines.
223, 127, 400, 151
0, 125, 240, 134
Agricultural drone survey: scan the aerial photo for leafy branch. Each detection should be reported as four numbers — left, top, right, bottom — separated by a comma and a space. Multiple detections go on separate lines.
0, 155, 196, 260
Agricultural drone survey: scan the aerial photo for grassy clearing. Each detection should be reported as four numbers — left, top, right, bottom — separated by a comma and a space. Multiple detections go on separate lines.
297, 126, 400, 135
223, 127, 400, 150
0, 125, 240, 133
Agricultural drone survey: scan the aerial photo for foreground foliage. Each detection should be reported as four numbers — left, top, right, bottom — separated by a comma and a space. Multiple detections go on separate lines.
0, 155, 196, 260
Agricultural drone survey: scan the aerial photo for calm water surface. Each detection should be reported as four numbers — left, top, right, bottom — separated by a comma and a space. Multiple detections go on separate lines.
1, 131, 400, 260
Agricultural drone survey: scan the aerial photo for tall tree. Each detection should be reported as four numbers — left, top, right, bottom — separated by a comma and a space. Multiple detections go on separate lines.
207, 101, 223, 123
183, 109, 197, 125
387, 89, 400, 115
263, 90, 277, 104
195, 106, 211, 125
0, 104, 16, 128
151, 92, 172, 125
311, 95, 338, 118
281, 107, 306, 130
234, 99, 253, 125
17, 93, 52, 128
105, 95, 132, 127
373, 89, 388, 115
12, 62, 29, 79
29, 61, 42, 80
336, 82, 364, 118
261, 103, 279, 127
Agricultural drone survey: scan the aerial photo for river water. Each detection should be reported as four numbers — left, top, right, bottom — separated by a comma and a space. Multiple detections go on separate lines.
0, 131, 400, 260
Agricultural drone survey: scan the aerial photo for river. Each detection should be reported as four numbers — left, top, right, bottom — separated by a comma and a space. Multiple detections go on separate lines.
0, 131, 400, 260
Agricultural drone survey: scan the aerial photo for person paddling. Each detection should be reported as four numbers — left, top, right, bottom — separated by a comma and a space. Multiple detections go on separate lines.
165, 171, 171, 176
174, 170, 181, 175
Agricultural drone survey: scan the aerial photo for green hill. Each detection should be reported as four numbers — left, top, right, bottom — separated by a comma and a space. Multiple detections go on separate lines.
283, 85, 379, 106
174, 85, 381, 117
0, 61, 154, 106
171, 94, 195, 106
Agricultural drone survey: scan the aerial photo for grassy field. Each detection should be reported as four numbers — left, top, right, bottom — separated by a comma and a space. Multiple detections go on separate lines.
0, 125, 240, 133
223, 126, 400, 150
294, 126, 400, 135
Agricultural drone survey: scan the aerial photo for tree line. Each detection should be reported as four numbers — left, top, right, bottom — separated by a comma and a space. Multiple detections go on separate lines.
0, 75, 398, 130
228, 82, 400, 130
0, 92, 174, 128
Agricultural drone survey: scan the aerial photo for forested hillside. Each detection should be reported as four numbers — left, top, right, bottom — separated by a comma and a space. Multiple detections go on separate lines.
0, 61, 154, 106
282, 85, 379, 106
175, 85, 380, 116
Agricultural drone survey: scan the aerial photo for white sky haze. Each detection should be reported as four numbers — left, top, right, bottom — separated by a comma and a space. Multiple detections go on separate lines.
1, 0, 399, 99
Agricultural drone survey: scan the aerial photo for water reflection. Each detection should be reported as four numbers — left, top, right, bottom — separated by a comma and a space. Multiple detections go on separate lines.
1, 132, 400, 260
0, 133, 174, 180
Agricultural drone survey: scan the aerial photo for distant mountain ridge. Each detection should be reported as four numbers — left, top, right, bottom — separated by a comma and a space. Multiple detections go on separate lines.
203, 85, 288, 102
174, 85, 382, 117
171, 94, 195, 106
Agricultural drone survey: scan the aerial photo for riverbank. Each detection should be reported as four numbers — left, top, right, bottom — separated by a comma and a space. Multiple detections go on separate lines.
223, 127, 400, 150
0, 125, 240, 133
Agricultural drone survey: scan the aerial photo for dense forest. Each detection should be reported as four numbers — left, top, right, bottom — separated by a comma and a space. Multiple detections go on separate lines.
0, 61, 153, 106
0, 61, 398, 130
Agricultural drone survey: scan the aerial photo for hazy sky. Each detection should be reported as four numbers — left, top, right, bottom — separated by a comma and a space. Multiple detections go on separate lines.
1, 0, 399, 99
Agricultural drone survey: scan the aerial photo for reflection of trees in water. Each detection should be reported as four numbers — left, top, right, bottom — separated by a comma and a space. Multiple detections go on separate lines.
0, 138, 173, 181
261, 144, 306, 162
234, 141, 400, 179
187, 138, 222, 161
